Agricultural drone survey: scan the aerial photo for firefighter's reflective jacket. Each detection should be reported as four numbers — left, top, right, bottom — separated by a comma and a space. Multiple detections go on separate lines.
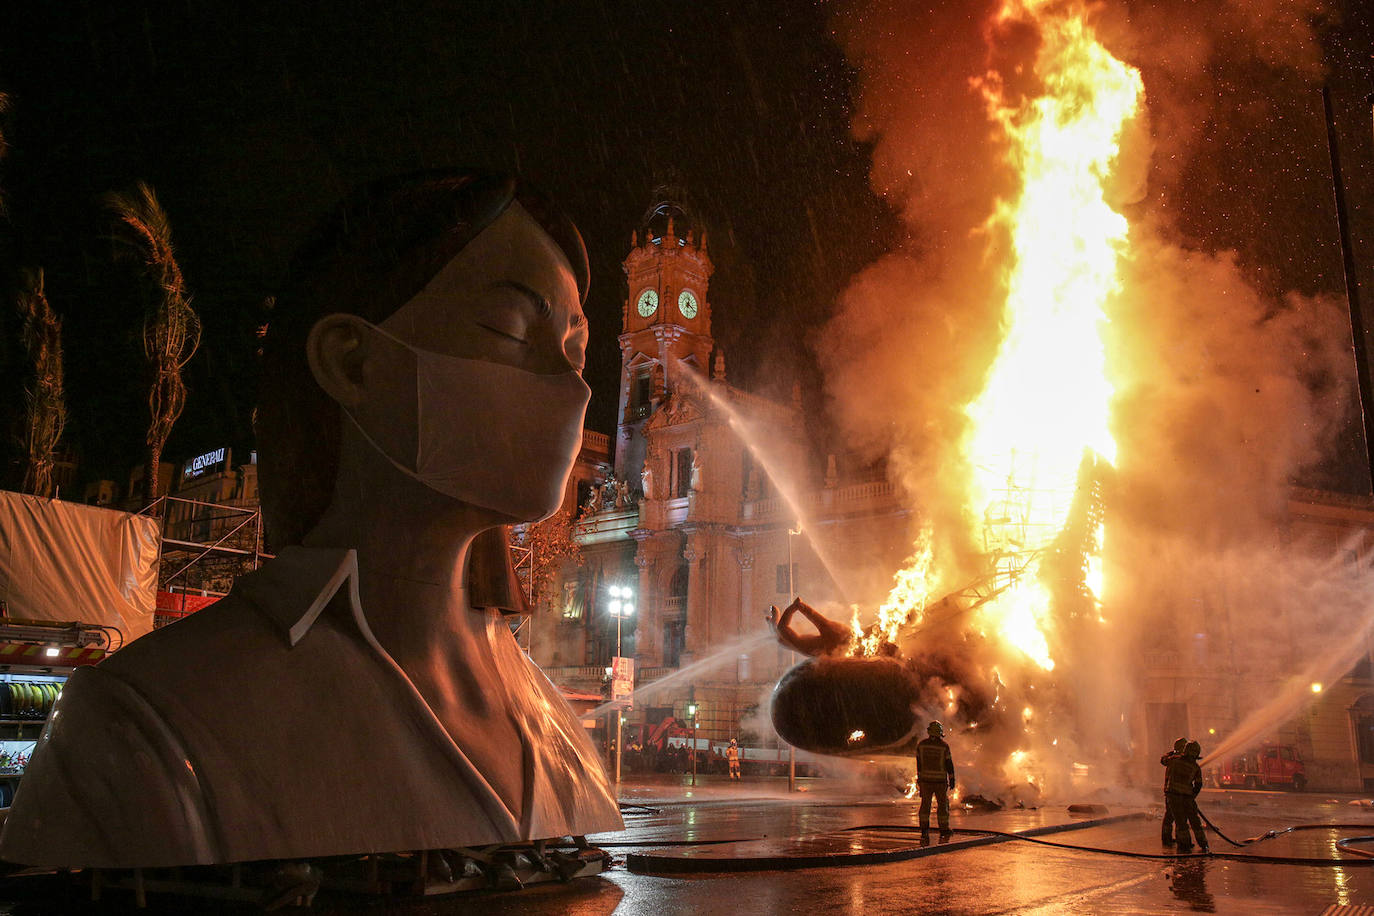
1165, 754, 1202, 797
916, 736, 955, 784
1160, 750, 1180, 792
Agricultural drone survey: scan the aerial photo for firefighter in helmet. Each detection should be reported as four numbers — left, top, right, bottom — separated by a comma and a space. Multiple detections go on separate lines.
1164, 740, 1208, 853
915, 720, 956, 837
727, 738, 741, 780
1160, 736, 1187, 845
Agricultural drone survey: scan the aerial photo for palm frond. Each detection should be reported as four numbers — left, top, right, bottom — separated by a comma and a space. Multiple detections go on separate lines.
16, 269, 66, 498
104, 181, 201, 503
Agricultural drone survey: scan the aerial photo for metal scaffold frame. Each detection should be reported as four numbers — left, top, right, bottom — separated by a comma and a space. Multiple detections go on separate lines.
138, 496, 270, 614
509, 536, 534, 653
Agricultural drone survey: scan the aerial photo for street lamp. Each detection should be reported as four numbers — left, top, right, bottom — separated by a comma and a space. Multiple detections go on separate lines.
607, 585, 635, 785
786, 524, 802, 792
687, 701, 699, 787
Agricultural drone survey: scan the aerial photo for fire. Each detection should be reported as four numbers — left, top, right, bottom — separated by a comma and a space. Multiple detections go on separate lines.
848, 729, 866, 744
1007, 749, 1038, 786
850, 536, 934, 656
962, 0, 1142, 670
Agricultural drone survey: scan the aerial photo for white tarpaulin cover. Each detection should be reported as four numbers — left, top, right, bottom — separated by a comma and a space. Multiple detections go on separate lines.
0, 490, 159, 642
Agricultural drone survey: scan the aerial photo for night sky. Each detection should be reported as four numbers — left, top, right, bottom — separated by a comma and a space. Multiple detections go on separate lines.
0, 1, 1370, 494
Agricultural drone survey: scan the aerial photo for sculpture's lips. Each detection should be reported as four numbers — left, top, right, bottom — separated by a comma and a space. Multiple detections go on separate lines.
770, 655, 924, 757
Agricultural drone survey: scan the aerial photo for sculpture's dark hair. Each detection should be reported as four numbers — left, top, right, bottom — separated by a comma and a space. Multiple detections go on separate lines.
256, 169, 589, 550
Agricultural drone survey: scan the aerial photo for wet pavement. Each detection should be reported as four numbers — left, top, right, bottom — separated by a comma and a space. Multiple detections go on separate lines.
2, 778, 1371, 913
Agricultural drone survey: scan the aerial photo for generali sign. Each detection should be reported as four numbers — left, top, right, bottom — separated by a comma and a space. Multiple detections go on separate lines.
182, 447, 229, 482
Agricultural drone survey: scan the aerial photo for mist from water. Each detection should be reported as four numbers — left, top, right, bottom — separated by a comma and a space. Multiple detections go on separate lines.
587, 630, 776, 719
811, 0, 1356, 800
676, 363, 855, 603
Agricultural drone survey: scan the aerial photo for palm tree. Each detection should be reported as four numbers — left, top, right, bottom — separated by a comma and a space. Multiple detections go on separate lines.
0, 90, 11, 215
16, 269, 65, 498
104, 182, 201, 507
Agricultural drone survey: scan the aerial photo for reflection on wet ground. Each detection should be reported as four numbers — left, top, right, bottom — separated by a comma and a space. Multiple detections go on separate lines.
0, 786, 1368, 913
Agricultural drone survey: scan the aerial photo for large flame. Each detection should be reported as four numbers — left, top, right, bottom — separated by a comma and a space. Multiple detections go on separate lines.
859, 0, 1143, 673
966, 0, 1142, 669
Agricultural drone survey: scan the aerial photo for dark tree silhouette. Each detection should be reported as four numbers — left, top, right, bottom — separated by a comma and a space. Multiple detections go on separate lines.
16, 269, 65, 498
104, 182, 201, 507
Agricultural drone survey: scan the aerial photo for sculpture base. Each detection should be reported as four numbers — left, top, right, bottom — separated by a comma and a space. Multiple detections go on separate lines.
84, 843, 608, 908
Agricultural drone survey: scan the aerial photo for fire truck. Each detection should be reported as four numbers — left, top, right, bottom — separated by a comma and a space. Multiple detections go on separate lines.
1209, 744, 1308, 791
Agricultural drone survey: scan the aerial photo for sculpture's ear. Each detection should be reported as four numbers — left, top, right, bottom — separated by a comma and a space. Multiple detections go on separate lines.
306, 314, 368, 408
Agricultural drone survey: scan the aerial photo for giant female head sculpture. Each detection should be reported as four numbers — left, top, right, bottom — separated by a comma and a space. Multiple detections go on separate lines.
0, 171, 623, 872
256, 169, 591, 549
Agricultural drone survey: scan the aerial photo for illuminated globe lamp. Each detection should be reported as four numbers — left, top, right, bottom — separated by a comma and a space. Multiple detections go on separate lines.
606, 585, 635, 784
607, 585, 635, 658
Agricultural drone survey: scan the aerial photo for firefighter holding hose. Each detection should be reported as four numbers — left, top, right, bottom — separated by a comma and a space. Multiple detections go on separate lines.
916, 720, 957, 838
1160, 736, 1187, 845
1164, 740, 1209, 853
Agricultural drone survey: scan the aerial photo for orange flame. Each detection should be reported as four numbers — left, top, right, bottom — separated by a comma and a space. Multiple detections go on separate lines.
850, 535, 934, 656
964, 0, 1141, 670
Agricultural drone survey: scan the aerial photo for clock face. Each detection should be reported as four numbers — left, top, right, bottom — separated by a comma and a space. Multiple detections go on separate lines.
636, 288, 659, 318
678, 289, 699, 319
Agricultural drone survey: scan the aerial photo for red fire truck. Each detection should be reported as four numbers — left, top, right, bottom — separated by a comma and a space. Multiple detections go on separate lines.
1209, 744, 1307, 791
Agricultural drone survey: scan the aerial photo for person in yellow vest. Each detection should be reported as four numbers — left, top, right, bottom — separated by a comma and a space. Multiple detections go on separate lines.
726, 738, 741, 780
1164, 740, 1208, 853
915, 720, 956, 837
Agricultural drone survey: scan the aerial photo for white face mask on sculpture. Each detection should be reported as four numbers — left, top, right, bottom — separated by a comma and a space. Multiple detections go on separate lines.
342, 319, 590, 522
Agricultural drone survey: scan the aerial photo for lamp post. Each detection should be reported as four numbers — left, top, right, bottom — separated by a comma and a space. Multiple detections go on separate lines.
607, 585, 635, 785
787, 524, 802, 792
687, 701, 698, 787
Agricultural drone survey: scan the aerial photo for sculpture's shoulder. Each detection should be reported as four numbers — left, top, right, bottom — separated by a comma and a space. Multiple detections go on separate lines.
0, 555, 331, 868
98, 544, 352, 697
0, 663, 217, 867
97, 586, 284, 689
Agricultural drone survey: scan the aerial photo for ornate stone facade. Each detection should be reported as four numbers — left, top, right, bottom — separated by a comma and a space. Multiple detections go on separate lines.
530, 195, 913, 748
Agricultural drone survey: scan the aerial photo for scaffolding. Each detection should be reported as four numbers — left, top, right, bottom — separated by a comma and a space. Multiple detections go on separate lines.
137, 496, 269, 624
509, 533, 534, 653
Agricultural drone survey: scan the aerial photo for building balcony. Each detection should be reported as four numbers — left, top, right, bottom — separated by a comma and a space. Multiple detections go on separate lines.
541, 665, 610, 693
741, 479, 898, 523
581, 429, 610, 453
575, 507, 641, 545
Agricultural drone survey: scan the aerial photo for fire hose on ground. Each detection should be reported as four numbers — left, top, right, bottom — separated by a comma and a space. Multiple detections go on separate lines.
604, 808, 1374, 870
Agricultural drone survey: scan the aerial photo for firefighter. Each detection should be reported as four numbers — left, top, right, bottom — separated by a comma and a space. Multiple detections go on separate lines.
916, 720, 956, 837
1164, 740, 1208, 853
727, 738, 742, 780
1160, 736, 1187, 845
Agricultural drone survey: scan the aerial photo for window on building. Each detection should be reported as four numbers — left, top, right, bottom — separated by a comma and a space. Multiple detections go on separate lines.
561, 580, 585, 620
1351, 653, 1373, 680
673, 448, 693, 499
663, 617, 686, 668
776, 563, 799, 594
631, 369, 653, 418
1356, 697, 1374, 766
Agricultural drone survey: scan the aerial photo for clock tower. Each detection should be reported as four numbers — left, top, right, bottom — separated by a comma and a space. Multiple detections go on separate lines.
614, 195, 715, 480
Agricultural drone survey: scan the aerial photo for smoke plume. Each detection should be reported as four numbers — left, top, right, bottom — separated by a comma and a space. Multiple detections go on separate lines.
818, 0, 1355, 798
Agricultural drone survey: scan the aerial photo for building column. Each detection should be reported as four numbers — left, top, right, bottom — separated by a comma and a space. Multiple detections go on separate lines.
681, 532, 707, 665
735, 547, 755, 684
633, 541, 660, 669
